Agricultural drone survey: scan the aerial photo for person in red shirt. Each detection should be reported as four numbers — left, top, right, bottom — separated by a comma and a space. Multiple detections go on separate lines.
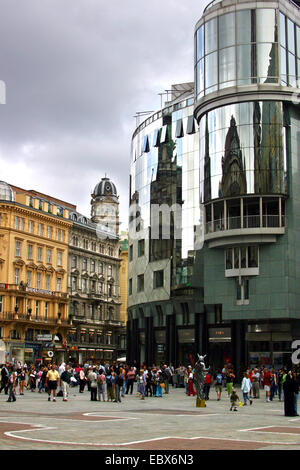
248, 368, 254, 398
263, 368, 271, 402
204, 372, 212, 400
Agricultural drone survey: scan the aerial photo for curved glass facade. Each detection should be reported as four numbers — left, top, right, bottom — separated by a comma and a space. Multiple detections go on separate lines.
130, 99, 199, 284
195, 8, 300, 99
199, 101, 287, 203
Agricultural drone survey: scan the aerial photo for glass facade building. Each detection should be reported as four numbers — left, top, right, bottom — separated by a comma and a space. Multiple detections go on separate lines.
128, 0, 300, 372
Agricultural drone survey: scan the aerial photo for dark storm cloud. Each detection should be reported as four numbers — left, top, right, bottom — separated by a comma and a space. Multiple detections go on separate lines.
0, 0, 206, 227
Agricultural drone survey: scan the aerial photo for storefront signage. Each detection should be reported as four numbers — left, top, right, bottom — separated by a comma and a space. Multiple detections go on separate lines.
36, 335, 53, 342
209, 327, 231, 342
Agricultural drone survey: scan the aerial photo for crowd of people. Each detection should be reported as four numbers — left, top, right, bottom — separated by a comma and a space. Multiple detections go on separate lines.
0, 360, 299, 417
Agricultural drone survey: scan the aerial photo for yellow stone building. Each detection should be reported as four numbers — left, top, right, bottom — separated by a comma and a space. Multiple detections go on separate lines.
119, 232, 128, 325
0, 181, 73, 364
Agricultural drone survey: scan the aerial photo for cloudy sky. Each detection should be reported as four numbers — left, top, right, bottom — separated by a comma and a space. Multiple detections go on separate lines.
0, 0, 206, 231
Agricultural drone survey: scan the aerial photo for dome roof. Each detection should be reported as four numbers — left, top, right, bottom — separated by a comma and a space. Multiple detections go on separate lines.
0, 181, 14, 201
92, 177, 118, 202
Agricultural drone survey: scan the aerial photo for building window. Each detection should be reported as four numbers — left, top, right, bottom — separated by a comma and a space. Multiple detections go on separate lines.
46, 274, 50, 290
128, 278, 132, 296
35, 300, 39, 319
91, 260, 95, 273
91, 280, 96, 292
83, 258, 87, 271
98, 262, 103, 274
156, 305, 164, 326
98, 282, 103, 294
129, 245, 133, 262
108, 265, 112, 277
225, 246, 259, 272
138, 239, 145, 257
15, 241, 21, 257
14, 268, 20, 285
137, 274, 144, 292
108, 283, 113, 297
57, 251, 62, 266
0, 295, 2, 313
48, 226, 52, 239
46, 249, 52, 264
181, 303, 190, 325
37, 247, 42, 262
36, 272, 41, 289
57, 277, 61, 292
27, 244, 33, 259
72, 277, 77, 291
154, 270, 164, 288
29, 220, 34, 233
82, 278, 87, 292
39, 223, 43, 237
45, 302, 48, 320
61, 230, 64, 242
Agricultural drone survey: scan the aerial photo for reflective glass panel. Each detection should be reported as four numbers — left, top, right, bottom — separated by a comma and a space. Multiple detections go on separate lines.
257, 43, 278, 83
288, 52, 296, 86
219, 46, 236, 87
281, 46, 287, 84
287, 18, 295, 54
219, 13, 235, 48
280, 13, 286, 48
297, 26, 300, 59
237, 45, 252, 84
197, 59, 204, 97
236, 10, 251, 44
205, 52, 218, 89
205, 18, 218, 54
197, 26, 204, 60
256, 9, 276, 43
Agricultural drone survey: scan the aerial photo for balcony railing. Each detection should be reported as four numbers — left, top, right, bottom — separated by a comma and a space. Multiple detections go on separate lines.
0, 283, 68, 299
0, 311, 70, 325
205, 215, 285, 234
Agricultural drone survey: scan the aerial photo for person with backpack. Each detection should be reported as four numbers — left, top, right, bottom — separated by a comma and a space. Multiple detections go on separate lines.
97, 369, 106, 401
106, 371, 114, 402
215, 369, 223, 401
88, 367, 98, 401
114, 371, 123, 403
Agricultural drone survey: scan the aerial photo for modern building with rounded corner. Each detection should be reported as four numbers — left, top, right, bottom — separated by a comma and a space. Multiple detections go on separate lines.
194, 0, 300, 370
128, 0, 300, 372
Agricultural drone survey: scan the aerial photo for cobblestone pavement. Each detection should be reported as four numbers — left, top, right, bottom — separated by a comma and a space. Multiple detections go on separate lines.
0, 386, 299, 450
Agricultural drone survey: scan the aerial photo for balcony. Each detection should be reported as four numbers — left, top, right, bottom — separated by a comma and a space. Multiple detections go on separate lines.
204, 196, 286, 248
0, 283, 68, 300
0, 311, 70, 326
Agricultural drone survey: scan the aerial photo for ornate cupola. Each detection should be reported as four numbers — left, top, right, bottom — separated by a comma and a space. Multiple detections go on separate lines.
91, 176, 119, 236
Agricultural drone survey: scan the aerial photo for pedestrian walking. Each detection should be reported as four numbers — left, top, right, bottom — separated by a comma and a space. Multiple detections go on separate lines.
79, 367, 86, 393
225, 369, 235, 397
229, 389, 240, 411
114, 371, 123, 403
0, 364, 9, 395
29, 366, 37, 392
97, 370, 106, 402
7, 366, 17, 402
262, 368, 272, 402
88, 367, 98, 401
204, 372, 212, 400
137, 369, 146, 400
155, 372, 163, 398
60, 365, 72, 402
126, 367, 135, 395
293, 371, 299, 416
283, 371, 298, 416
45, 363, 59, 402
252, 368, 260, 399
18, 367, 26, 395
241, 372, 253, 406
106, 371, 115, 402
215, 370, 223, 401
187, 367, 196, 397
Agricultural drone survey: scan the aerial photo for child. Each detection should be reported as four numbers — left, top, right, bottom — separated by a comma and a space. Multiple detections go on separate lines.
230, 388, 240, 411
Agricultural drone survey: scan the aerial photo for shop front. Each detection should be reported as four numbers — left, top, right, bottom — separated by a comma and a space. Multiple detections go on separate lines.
208, 327, 232, 371
246, 323, 293, 370
154, 330, 165, 365
177, 328, 195, 366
